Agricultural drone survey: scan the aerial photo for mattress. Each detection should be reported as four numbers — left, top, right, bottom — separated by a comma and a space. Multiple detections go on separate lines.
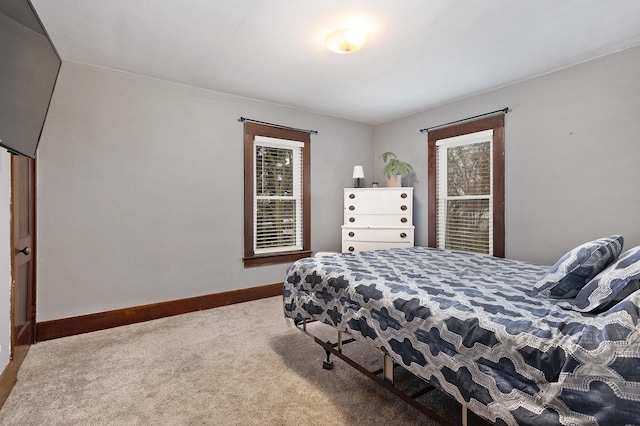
282, 247, 640, 425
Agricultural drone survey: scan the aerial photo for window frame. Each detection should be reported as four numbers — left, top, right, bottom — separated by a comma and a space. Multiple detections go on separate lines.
243, 122, 311, 267
427, 114, 505, 257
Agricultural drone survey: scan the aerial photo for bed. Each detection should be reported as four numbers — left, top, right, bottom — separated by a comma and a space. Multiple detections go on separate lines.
282, 242, 640, 425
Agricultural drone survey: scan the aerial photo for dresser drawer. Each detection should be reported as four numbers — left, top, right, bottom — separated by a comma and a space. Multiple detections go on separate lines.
342, 227, 414, 243
344, 188, 412, 205
344, 201, 411, 215
344, 214, 411, 227
342, 240, 413, 253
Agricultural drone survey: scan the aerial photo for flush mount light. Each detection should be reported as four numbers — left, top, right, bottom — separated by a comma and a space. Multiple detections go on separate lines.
324, 28, 369, 54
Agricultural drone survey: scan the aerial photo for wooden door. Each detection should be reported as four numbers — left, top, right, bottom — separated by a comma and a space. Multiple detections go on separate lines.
11, 155, 36, 369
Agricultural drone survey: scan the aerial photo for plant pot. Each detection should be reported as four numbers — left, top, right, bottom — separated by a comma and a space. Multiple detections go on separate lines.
386, 174, 402, 187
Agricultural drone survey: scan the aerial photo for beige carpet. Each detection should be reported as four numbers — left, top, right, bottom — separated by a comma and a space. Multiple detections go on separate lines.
0, 297, 489, 425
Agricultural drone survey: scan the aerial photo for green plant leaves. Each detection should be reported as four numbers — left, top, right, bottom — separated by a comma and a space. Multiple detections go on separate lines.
380, 151, 414, 178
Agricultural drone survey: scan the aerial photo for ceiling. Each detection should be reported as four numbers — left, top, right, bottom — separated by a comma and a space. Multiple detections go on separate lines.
31, 0, 640, 125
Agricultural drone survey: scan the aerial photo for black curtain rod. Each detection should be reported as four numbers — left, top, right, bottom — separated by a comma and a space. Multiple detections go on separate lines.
419, 107, 510, 133
238, 117, 318, 134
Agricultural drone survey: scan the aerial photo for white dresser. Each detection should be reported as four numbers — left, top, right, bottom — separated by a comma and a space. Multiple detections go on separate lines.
342, 187, 415, 253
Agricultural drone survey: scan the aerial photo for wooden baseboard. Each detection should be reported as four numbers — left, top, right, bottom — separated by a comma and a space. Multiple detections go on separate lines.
0, 361, 17, 410
36, 282, 283, 342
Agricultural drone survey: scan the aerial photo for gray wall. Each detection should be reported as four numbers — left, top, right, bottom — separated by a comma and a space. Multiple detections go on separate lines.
375, 45, 640, 265
37, 61, 374, 322
34, 45, 640, 322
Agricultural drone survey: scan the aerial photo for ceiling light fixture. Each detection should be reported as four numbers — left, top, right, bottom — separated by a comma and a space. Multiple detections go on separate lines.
324, 28, 369, 54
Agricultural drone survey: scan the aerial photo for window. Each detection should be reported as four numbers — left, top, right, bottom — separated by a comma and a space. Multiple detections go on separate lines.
243, 122, 311, 266
254, 136, 303, 253
436, 130, 493, 254
427, 114, 505, 257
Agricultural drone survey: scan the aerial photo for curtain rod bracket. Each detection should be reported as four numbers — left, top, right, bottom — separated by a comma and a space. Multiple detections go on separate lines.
419, 107, 510, 133
239, 117, 318, 134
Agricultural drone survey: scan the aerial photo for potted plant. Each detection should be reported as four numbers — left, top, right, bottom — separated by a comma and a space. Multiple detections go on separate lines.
381, 152, 414, 187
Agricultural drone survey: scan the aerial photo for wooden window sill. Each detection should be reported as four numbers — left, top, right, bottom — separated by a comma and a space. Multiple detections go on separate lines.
243, 250, 313, 267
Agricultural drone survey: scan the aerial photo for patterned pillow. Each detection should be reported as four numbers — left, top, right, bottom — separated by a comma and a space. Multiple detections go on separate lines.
534, 235, 624, 298
560, 245, 640, 313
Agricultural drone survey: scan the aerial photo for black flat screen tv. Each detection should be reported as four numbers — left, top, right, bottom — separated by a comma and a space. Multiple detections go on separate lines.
0, 0, 60, 158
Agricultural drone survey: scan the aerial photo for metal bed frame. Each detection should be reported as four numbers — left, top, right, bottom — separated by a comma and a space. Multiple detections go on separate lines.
295, 319, 470, 426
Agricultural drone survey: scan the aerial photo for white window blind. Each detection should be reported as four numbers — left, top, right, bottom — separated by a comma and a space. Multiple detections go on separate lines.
436, 129, 493, 255
253, 136, 303, 254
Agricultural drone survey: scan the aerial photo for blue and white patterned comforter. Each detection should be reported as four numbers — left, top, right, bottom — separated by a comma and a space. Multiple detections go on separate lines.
282, 247, 640, 425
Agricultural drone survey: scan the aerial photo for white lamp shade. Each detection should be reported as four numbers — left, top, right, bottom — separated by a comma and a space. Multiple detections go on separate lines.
352, 165, 364, 179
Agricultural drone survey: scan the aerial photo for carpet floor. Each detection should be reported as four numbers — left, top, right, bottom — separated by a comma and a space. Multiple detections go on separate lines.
0, 296, 490, 425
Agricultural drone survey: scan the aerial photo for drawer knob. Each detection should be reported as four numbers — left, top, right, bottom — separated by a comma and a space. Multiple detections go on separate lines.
349, 193, 355, 199
401, 217, 407, 223
348, 232, 355, 237
400, 205, 407, 211
349, 205, 355, 211
401, 193, 407, 199
349, 217, 355, 223
348, 246, 355, 252
400, 233, 407, 238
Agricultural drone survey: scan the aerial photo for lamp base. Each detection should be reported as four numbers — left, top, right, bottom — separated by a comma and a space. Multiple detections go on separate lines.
354, 178, 362, 188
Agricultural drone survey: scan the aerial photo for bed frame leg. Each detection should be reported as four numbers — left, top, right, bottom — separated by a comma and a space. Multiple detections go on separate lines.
322, 343, 334, 370
383, 354, 394, 384
461, 404, 468, 426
